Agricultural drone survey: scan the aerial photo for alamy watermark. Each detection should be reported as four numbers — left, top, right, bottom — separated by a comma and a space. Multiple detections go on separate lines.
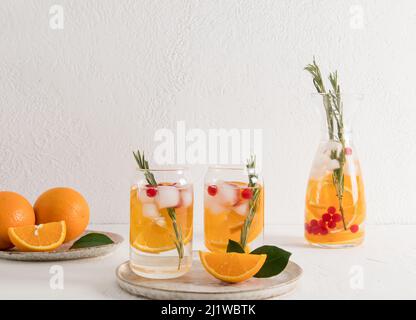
153, 121, 263, 167
349, 265, 364, 290
49, 5, 64, 30
349, 5, 364, 30
49, 265, 64, 290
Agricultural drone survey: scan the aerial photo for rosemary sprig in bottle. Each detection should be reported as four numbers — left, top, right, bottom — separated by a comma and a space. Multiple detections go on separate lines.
240, 155, 261, 248
304, 58, 347, 230
133, 150, 184, 269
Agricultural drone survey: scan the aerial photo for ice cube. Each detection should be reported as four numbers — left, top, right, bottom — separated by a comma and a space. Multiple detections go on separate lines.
142, 203, 160, 219
156, 185, 180, 209
178, 188, 193, 208
322, 141, 342, 157
217, 182, 239, 206
154, 217, 167, 228
138, 187, 156, 204
204, 190, 227, 214
327, 159, 340, 170
233, 201, 249, 216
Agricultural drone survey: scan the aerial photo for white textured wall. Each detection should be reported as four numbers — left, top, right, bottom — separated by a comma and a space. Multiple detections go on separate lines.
1, 1, 416, 226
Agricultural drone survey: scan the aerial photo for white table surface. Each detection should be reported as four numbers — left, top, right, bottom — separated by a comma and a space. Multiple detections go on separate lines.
0, 224, 415, 300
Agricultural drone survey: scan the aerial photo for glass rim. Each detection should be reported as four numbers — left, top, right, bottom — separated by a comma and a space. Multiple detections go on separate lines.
204, 181, 261, 189
207, 165, 246, 171
135, 166, 189, 172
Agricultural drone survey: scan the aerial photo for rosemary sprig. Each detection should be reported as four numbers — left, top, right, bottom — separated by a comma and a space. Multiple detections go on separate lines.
133, 150, 184, 269
304, 58, 347, 230
240, 155, 261, 248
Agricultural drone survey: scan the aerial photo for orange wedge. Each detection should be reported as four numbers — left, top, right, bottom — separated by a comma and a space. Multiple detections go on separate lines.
199, 251, 267, 283
132, 207, 193, 254
130, 188, 193, 254
8, 221, 66, 252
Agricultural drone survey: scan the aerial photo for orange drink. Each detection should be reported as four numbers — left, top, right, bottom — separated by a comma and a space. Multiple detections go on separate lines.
130, 167, 193, 279
204, 166, 264, 252
305, 141, 366, 247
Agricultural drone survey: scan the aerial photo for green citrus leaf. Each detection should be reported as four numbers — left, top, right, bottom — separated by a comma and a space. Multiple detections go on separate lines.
226, 239, 245, 253
251, 245, 291, 278
70, 233, 114, 249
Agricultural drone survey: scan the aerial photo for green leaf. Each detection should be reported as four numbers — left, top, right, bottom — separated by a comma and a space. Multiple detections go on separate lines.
226, 239, 245, 253
251, 245, 291, 278
70, 233, 114, 249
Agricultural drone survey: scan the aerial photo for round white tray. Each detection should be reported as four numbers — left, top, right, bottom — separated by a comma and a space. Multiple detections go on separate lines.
0, 230, 123, 261
116, 258, 302, 300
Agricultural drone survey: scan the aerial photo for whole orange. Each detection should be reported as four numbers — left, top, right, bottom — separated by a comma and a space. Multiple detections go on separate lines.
34, 187, 89, 242
0, 191, 35, 250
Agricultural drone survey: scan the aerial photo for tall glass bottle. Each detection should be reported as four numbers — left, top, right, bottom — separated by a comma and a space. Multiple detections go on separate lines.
305, 94, 366, 247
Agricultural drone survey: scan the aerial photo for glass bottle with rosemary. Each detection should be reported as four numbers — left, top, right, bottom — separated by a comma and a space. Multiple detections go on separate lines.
304, 58, 366, 248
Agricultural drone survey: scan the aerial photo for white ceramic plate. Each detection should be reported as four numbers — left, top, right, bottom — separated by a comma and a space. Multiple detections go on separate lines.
116, 258, 302, 300
0, 230, 123, 261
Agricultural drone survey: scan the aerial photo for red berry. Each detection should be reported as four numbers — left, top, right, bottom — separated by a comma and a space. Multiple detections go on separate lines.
207, 185, 218, 196
327, 207, 336, 214
241, 188, 253, 199
320, 227, 328, 235
332, 213, 342, 222
345, 147, 353, 155
328, 221, 337, 229
350, 225, 359, 233
146, 187, 157, 198
310, 219, 318, 227
322, 213, 331, 222
319, 219, 326, 227
311, 226, 320, 235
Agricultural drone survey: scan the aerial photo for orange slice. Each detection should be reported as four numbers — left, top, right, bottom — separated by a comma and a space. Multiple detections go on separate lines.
132, 207, 193, 254
133, 224, 193, 254
8, 221, 66, 252
130, 187, 193, 254
306, 229, 364, 245
199, 251, 266, 283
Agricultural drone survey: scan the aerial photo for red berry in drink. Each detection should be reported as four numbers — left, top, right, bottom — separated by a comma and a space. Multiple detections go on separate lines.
328, 220, 337, 229
345, 147, 353, 155
327, 206, 336, 214
322, 213, 331, 222
310, 219, 318, 227
207, 185, 218, 196
320, 227, 328, 235
241, 188, 253, 200
146, 187, 157, 198
319, 219, 326, 227
332, 213, 342, 222
311, 226, 320, 235
350, 225, 359, 233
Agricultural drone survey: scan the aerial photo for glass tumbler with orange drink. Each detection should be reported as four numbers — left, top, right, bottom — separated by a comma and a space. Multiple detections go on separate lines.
130, 151, 193, 279
204, 162, 264, 253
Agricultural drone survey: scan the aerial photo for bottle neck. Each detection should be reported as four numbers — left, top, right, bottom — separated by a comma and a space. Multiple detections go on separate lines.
319, 127, 353, 144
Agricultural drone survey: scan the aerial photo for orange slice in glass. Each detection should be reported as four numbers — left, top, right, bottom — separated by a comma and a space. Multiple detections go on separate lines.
133, 207, 193, 253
